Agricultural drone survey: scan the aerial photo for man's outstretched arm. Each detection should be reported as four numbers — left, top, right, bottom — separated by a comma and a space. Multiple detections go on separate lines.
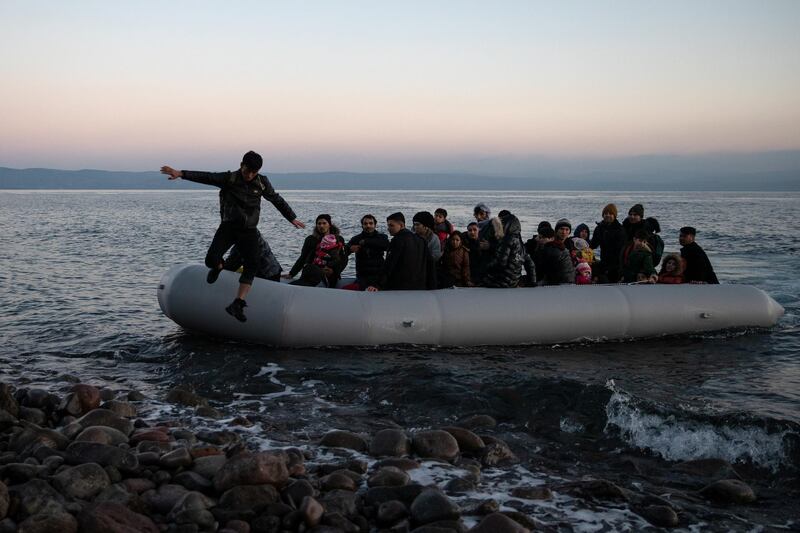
160, 166, 229, 187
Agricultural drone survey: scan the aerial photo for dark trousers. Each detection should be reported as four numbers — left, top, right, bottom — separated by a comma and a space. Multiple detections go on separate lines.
205, 222, 259, 285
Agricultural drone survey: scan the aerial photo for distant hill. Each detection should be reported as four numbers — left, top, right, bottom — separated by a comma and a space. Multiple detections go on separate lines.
1, 162, 799, 191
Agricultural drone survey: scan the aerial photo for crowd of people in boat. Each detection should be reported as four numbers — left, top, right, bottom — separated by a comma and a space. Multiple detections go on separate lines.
237, 202, 719, 292
161, 151, 718, 321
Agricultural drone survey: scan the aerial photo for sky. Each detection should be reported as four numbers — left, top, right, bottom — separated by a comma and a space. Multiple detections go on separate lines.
1, 1, 799, 174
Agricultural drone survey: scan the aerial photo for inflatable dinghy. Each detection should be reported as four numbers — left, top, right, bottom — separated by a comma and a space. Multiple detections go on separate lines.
158, 264, 785, 347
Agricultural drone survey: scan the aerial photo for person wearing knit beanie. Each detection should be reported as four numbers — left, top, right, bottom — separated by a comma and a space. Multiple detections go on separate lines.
628, 204, 644, 218
412, 211, 435, 230
554, 218, 572, 246
412, 211, 442, 261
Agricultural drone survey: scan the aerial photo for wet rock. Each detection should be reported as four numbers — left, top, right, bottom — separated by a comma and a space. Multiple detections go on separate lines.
79, 501, 159, 533
321, 512, 361, 532
469, 512, 529, 532
191, 445, 224, 459
127, 391, 146, 402
40, 454, 65, 473
21, 388, 49, 409
195, 405, 222, 419
219, 485, 279, 514
479, 436, 517, 466
376, 457, 422, 471
222, 519, 250, 533
637, 504, 680, 527
18, 508, 78, 533
173, 471, 213, 493
370, 429, 411, 457
169, 491, 216, 528
321, 489, 359, 518
378, 499, 408, 525
75, 426, 129, 446
76, 409, 134, 436
562, 479, 629, 501
412, 430, 460, 461
0, 384, 19, 418
320, 430, 368, 451
65, 442, 138, 472
418, 519, 468, 532
441, 427, 485, 455
192, 454, 228, 479
9, 479, 65, 516
317, 459, 368, 476
410, 488, 460, 525
63, 384, 101, 416
142, 484, 190, 514
18, 406, 47, 426
321, 471, 359, 492
673, 458, 742, 481
160, 447, 193, 469
0, 409, 17, 429
100, 400, 137, 418
510, 486, 552, 500
229, 415, 253, 427
444, 477, 476, 494
172, 429, 198, 445
136, 440, 170, 455
213, 451, 289, 492
10, 426, 70, 455
299, 496, 324, 527
457, 415, 496, 431
122, 477, 156, 494
365, 484, 426, 507
98, 388, 116, 402
130, 427, 171, 444
0, 463, 46, 483
95, 483, 145, 512
152, 470, 172, 485
53, 463, 111, 500
369, 466, 410, 488
250, 514, 281, 533
282, 479, 315, 507
197, 430, 239, 446
0, 481, 7, 520
699, 479, 757, 504
469, 499, 499, 515
136, 451, 160, 466
166, 386, 208, 407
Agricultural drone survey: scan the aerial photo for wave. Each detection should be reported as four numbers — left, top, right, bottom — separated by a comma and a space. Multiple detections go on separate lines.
604, 379, 799, 471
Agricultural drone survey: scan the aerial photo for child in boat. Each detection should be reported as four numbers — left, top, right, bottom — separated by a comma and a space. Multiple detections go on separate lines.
622, 230, 658, 283
575, 261, 593, 285
658, 253, 685, 284
438, 231, 472, 288
434, 208, 455, 247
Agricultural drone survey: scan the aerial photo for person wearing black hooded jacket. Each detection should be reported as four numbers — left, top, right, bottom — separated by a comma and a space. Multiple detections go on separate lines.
160, 151, 305, 322
534, 227, 575, 285
590, 203, 625, 283
482, 212, 536, 288
367, 212, 436, 291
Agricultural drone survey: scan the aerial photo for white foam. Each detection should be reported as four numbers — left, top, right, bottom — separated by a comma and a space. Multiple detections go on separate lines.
604, 380, 793, 470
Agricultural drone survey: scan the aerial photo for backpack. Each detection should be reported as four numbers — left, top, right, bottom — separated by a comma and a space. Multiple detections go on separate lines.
649, 233, 665, 265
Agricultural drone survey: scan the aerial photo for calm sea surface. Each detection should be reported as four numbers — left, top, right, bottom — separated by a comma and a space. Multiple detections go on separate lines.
1, 189, 799, 530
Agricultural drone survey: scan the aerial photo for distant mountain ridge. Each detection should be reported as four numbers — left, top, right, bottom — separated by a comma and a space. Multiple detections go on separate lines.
1, 163, 799, 191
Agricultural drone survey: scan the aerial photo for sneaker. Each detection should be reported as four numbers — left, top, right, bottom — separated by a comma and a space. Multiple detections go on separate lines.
207, 268, 222, 284
225, 298, 247, 322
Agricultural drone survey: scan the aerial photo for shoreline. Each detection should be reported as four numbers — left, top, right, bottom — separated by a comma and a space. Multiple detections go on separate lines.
1, 378, 792, 532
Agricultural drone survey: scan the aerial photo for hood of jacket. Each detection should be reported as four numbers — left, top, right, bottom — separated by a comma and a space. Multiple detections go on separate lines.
500, 213, 522, 237
660, 252, 684, 275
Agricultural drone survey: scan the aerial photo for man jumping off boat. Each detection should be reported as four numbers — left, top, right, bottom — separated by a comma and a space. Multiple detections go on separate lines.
160, 151, 305, 322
